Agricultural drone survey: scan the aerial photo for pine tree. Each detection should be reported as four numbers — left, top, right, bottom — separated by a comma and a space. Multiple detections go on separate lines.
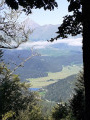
0, 63, 43, 119
70, 71, 85, 120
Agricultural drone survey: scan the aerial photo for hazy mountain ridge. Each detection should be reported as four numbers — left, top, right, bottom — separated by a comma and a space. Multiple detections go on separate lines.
29, 24, 60, 41
23, 18, 40, 31
23, 17, 82, 42
23, 17, 60, 41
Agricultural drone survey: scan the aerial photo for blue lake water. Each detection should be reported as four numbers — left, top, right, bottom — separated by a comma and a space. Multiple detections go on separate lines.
29, 88, 41, 91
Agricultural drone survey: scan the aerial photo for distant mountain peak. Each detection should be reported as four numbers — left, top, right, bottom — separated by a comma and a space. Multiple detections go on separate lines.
23, 17, 40, 31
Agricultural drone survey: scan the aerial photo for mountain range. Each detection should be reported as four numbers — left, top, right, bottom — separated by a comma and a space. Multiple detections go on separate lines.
23, 17, 60, 41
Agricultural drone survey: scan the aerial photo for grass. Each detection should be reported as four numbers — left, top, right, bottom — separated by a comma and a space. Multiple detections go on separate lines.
27, 65, 82, 88
39, 91, 46, 96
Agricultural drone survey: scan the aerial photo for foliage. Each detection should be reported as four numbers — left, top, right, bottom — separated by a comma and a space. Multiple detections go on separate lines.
49, 0, 82, 42
70, 71, 85, 120
2, 111, 15, 120
0, 63, 43, 119
5, 0, 58, 14
51, 102, 69, 120
38, 100, 56, 118
15, 104, 44, 120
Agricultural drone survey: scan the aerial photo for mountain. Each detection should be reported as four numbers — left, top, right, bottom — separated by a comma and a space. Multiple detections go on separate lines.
22, 17, 40, 31
22, 18, 82, 57
23, 18, 82, 42
29, 24, 60, 41
23, 17, 59, 41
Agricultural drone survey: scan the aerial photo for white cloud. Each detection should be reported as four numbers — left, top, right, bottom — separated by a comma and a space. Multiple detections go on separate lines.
17, 38, 82, 50
52, 38, 82, 46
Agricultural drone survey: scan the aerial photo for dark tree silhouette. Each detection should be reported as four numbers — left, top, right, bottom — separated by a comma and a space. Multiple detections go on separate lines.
49, 0, 82, 41
4, 0, 90, 119
5, 0, 58, 14
70, 71, 85, 120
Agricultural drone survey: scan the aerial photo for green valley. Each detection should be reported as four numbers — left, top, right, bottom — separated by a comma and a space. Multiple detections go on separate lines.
27, 64, 82, 88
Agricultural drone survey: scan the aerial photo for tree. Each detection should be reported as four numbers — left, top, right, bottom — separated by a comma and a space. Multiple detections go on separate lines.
0, 63, 42, 119
70, 71, 85, 120
52, 0, 82, 40
16, 104, 44, 120
0, 1, 31, 49
5, 0, 58, 14
51, 102, 68, 120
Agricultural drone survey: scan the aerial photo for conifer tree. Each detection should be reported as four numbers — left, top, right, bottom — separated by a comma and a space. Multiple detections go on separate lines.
0, 64, 43, 119
70, 71, 85, 120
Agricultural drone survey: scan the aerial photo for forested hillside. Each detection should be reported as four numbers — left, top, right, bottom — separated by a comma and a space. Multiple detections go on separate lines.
2, 47, 82, 81
42, 75, 76, 102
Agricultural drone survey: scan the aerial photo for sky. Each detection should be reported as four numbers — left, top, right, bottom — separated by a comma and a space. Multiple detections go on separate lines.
20, 0, 70, 25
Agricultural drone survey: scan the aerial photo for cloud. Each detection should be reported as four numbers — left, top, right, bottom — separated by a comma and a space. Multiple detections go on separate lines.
56, 38, 82, 46
17, 38, 82, 50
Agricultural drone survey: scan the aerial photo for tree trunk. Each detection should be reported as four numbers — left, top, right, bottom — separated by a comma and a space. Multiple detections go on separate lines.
83, 1, 90, 120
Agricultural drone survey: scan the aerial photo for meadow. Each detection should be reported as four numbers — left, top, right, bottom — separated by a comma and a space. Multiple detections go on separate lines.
27, 64, 82, 88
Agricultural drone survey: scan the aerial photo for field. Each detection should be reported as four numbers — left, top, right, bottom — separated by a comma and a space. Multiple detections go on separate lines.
27, 64, 82, 88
